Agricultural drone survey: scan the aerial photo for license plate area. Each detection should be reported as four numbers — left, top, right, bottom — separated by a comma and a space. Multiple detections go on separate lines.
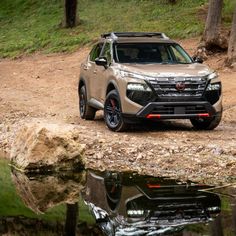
174, 106, 185, 114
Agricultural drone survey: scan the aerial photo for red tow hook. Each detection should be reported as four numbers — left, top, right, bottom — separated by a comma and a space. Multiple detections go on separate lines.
147, 183, 161, 188
146, 114, 161, 119
198, 113, 210, 118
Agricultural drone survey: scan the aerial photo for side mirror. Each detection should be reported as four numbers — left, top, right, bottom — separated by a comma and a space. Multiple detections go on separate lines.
192, 56, 204, 64
95, 57, 108, 68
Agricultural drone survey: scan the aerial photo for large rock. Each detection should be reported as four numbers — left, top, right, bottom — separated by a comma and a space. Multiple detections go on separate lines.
11, 169, 86, 213
10, 121, 86, 172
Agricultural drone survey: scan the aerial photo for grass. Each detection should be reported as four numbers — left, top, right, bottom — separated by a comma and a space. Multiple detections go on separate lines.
0, 159, 94, 224
0, 0, 235, 57
0, 159, 42, 219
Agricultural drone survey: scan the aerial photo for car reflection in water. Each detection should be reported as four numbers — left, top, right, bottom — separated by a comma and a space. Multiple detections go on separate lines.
82, 171, 221, 236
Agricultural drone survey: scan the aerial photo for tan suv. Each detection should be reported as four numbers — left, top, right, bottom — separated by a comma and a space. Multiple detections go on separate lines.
79, 32, 222, 131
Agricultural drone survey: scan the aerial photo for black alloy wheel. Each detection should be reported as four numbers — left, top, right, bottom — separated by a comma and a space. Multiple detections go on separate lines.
104, 90, 127, 132
190, 110, 222, 130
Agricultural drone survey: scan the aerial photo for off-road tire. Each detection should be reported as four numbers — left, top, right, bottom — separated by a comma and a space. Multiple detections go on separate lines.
79, 85, 96, 120
104, 90, 128, 132
190, 110, 222, 130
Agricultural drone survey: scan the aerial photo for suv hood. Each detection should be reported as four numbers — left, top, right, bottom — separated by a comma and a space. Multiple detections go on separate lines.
117, 63, 213, 77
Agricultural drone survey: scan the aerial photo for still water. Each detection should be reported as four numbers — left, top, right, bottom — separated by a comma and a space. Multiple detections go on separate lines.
0, 159, 235, 236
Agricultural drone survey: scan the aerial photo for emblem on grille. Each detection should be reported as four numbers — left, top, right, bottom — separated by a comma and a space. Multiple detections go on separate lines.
175, 82, 186, 91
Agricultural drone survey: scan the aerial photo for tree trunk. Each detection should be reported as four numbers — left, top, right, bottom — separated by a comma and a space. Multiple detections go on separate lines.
201, 0, 227, 52
63, 0, 78, 28
210, 214, 224, 236
226, 5, 236, 68
168, 0, 177, 4
232, 200, 236, 233
64, 203, 78, 236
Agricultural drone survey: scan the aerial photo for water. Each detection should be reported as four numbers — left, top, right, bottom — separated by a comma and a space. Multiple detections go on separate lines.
0, 159, 235, 235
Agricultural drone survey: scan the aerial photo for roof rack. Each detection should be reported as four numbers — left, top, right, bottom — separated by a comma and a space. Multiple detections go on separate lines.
101, 32, 169, 40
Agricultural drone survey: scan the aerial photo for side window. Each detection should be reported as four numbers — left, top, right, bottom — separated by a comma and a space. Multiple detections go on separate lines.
89, 44, 102, 62
101, 42, 112, 64
170, 45, 190, 63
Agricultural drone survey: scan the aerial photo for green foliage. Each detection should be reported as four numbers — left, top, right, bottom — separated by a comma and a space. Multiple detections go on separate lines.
0, 159, 65, 220
0, 159, 94, 224
0, 0, 234, 57
223, 0, 236, 26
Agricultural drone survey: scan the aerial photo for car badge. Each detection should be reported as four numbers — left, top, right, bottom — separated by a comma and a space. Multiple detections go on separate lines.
175, 82, 186, 91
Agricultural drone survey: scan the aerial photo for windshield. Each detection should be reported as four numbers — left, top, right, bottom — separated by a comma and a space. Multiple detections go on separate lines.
114, 43, 193, 64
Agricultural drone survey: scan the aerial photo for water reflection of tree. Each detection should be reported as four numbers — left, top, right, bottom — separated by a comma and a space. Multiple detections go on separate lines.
64, 203, 78, 236
231, 192, 236, 234
211, 215, 224, 236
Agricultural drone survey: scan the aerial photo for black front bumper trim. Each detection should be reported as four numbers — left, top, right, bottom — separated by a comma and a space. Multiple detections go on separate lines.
136, 101, 216, 119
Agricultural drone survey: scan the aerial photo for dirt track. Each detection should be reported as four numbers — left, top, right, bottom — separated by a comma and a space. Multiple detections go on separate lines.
0, 38, 236, 184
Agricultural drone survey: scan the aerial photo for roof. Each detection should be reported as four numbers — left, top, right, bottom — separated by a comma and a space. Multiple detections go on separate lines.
100, 32, 175, 44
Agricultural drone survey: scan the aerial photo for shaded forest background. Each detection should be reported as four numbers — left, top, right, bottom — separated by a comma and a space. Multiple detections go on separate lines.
0, 0, 235, 58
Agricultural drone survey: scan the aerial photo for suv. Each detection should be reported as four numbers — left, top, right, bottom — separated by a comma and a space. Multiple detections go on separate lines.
79, 32, 222, 131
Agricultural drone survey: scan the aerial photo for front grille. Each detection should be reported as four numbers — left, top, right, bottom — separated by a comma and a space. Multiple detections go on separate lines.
148, 77, 207, 98
126, 197, 211, 223
150, 201, 208, 222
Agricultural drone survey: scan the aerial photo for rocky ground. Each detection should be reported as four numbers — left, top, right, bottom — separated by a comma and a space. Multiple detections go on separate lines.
0, 38, 236, 185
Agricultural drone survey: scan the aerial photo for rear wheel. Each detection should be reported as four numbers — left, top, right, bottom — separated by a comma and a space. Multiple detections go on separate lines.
104, 90, 127, 132
79, 85, 96, 120
190, 111, 222, 130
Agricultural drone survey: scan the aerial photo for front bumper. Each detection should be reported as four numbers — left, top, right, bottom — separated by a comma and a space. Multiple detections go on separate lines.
136, 101, 216, 119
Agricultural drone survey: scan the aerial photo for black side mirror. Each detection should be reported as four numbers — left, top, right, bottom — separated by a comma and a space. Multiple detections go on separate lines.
95, 57, 108, 68
192, 56, 204, 64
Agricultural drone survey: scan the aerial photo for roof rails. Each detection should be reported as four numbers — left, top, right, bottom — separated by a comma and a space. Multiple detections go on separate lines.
101, 32, 169, 40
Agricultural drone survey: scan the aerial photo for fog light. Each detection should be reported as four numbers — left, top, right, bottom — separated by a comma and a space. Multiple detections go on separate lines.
207, 206, 221, 213
207, 83, 221, 91
127, 210, 144, 216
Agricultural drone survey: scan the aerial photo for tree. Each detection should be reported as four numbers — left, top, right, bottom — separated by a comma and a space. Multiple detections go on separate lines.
200, 0, 227, 52
226, 5, 236, 67
210, 215, 224, 236
63, 0, 78, 28
64, 203, 78, 236
168, 0, 177, 4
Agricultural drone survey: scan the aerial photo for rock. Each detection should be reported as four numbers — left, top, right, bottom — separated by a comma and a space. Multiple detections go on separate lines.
11, 169, 85, 213
10, 121, 86, 173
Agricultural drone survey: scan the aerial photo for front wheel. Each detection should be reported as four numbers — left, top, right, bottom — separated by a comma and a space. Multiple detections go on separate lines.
104, 90, 127, 132
190, 111, 222, 130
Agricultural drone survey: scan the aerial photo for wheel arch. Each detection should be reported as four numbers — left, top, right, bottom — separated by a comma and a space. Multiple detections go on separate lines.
78, 77, 86, 91
106, 81, 119, 95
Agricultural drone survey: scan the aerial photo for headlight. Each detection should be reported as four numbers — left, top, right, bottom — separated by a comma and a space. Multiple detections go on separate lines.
127, 83, 151, 91
207, 72, 218, 80
207, 82, 221, 91
120, 70, 145, 79
126, 83, 153, 106
120, 70, 154, 81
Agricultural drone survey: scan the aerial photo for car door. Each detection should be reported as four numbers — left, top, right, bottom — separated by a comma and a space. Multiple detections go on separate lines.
82, 43, 103, 100
94, 41, 112, 103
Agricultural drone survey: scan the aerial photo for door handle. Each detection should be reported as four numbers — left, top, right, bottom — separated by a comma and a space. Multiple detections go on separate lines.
93, 69, 97, 74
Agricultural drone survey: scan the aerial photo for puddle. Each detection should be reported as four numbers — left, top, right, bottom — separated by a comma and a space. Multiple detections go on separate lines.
0, 159, 236, 235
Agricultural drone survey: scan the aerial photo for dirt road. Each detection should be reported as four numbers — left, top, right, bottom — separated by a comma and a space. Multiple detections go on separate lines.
0, 39, 236, 184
